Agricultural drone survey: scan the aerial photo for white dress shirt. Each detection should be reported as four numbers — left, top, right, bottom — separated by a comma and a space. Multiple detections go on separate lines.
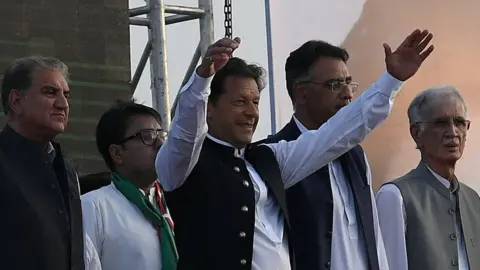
84, 234, 102, 270
293, 116, 389, 270
81, 183, 170, 270
376, 166, 469, 270
156, 70, 403, 270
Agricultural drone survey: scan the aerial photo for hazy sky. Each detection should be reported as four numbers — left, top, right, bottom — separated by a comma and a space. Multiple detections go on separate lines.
267, 0, 367, 126
129, 0, 272, 140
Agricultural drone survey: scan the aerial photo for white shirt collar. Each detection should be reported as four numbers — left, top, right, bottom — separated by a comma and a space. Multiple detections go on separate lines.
206, 133, 245, 158
292, 115, 309, 134
425, 165, 452, 189
139, 186, 156, 196
46, 142, 56, 163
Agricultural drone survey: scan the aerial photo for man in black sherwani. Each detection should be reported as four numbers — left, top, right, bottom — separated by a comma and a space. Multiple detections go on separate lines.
0, 56, 85, 270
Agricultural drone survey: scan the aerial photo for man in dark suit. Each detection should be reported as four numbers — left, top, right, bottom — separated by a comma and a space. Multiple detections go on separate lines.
0, 56, 84, 270
262, 30, 434, 270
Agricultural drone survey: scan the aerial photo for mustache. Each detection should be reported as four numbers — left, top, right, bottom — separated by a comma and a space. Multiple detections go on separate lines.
443, 139, 460, 146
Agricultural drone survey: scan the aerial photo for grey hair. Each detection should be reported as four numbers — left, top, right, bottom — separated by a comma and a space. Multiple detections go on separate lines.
1, 56, 69, 113
407, 85, 467, 125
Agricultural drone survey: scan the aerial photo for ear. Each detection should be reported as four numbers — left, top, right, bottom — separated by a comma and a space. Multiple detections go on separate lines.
108, 144, 124, 167
409, 124, 422, 149
293, 84, 308, 106
9, 89, 24, 115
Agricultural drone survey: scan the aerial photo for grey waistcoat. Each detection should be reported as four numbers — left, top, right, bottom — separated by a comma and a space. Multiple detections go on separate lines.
391, 163, 480, 270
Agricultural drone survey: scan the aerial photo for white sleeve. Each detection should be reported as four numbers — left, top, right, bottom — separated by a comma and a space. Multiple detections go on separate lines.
375, 184, 408, 270
81, 194, 105, 257
267, 72, 403, 188
84, 233, 103, 270
155, 72, 212, 191
365, 154, 389, 270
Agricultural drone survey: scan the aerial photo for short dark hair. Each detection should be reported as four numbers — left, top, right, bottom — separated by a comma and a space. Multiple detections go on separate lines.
285, 40, 349, 102
209, 57, 266, 105
96, 100, 161, 171
1, 56, 68, 113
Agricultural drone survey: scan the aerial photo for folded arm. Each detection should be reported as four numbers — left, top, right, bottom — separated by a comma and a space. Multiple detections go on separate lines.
267, 72, 403, 188
155, 73, 212, 191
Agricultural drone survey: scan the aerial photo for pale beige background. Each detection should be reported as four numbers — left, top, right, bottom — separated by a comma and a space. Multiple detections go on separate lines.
343, 0, 480, 191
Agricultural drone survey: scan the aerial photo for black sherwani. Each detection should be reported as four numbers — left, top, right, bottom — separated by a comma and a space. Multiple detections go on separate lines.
0, 125, 85, 270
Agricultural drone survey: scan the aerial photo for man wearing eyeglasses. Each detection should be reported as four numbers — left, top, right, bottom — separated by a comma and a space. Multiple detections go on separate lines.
260, 34, 432, 270
81, 100, 177, 270
376, 86, 480, 270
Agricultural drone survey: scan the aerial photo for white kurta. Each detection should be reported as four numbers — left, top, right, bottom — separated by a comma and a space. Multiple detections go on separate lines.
81, 183, 168, 270
293, 117, 389, 270
84, 234, 102, 270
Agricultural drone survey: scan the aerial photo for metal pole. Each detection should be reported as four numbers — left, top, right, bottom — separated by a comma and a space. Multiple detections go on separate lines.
148, 0, 171, 130
264, 0, 277, 134
130, 40, 152, 93
198, 0, 214, 56
129, 17, 150, 27
129, 6, 149, 17
128, 1, 214, 121
164, 5, 204, 16
170, 42, 201, 117
166, 14, 202, 25
170, 0, 214, 118
180, 42, 201, 88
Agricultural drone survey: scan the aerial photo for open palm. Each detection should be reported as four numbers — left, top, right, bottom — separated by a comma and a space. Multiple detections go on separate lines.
384, 29, 434, 81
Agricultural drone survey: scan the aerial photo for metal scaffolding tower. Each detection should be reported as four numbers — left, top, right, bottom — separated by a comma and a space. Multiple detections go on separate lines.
128, 0, 214, 131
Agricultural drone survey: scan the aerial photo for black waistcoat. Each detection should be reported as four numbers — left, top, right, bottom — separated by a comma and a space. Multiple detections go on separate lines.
264, 118, 379, 270
164, 137, 294, 270
0, 125, 84, 270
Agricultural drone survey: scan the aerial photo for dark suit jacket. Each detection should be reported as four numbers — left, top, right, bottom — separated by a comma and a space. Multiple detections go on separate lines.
0, 125, 85, 270
260, 118, 379, 270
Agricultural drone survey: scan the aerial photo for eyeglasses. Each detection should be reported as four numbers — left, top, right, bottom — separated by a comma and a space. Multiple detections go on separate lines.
298, 79, 359, 94
415, 117, 471, 131
118, 129, 168, 146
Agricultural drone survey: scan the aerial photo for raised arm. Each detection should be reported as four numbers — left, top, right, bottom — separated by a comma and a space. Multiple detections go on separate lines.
268, 29, 435, 188
156, 37, 241, 191
270, 71, 402, 188
155, 72, 210, 191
